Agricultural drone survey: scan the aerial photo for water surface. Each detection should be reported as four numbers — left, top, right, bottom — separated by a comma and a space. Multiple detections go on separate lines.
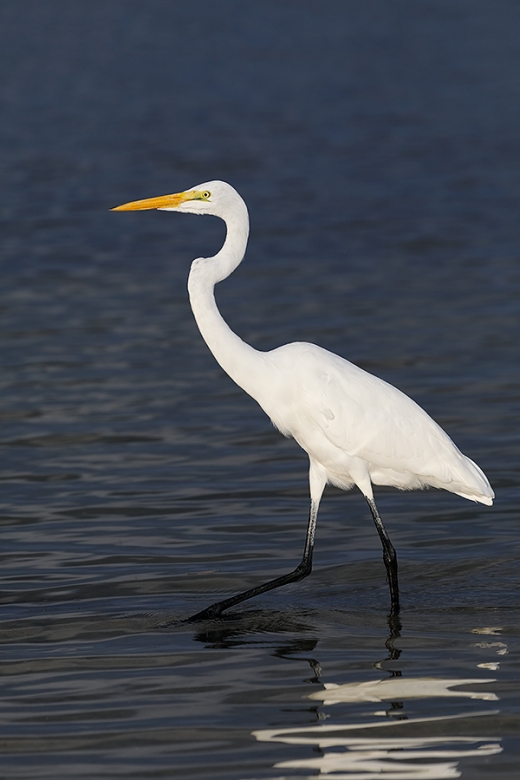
0, 2, 519, 778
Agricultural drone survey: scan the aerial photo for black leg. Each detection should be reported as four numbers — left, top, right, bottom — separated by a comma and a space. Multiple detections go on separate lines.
186, 500, 319, 621
366, 497, 400, 614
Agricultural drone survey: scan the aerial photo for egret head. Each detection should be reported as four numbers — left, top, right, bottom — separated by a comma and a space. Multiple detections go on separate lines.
112, 180, 241, 218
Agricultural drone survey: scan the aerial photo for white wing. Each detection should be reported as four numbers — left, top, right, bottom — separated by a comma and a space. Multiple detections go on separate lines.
262, 343, 493, 503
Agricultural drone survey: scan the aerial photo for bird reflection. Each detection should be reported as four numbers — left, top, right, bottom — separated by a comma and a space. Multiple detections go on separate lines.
185, 609, 503, 777
309, 676, 498, 705
252, 728, 502, 779
253, 685, 501, 780
252, 616, 500, 778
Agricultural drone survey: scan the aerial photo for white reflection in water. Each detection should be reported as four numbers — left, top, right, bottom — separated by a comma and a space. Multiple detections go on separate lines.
308, 676, 498, 705
472, 627, 508, 670
251, 677, 501, 779
473, 642, 508, 656
264, 735, 499, 778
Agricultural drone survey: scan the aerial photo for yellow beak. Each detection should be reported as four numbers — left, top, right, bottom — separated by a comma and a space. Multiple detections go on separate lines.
111, 191, 194, 211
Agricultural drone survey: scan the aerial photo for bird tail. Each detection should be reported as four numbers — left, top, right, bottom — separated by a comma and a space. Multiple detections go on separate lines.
452, 456, 494, 506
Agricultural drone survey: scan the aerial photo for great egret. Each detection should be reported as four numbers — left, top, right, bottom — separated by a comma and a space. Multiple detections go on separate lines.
113, 180, 494, 620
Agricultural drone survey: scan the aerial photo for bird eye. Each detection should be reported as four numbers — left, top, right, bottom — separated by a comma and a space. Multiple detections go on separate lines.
201, 191, 211, 200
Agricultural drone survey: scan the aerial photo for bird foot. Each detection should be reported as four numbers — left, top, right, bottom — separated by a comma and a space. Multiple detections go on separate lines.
185, 602, 225, 622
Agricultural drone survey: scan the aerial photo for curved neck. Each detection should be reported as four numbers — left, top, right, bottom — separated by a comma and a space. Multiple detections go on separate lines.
209, 198, 250, 283
187, 203, 265, 395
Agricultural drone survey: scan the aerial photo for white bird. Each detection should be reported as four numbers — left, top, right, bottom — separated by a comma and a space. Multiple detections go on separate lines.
113, 180, 494, 620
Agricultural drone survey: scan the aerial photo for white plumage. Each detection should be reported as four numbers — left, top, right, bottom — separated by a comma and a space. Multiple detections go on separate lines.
113, 180, 494, 620
252, 342, 492, 504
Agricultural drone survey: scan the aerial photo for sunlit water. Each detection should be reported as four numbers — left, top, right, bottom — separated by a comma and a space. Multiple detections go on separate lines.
0, 2, 519, 778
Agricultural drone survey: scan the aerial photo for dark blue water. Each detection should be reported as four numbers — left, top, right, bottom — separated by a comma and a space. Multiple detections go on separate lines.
1, 1, 519, 777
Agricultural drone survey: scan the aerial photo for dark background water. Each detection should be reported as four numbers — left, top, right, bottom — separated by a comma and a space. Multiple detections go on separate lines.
0, 1, 519, 778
